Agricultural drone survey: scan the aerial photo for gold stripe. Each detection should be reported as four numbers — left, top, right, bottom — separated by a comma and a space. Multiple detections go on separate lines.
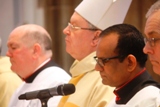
58, 73, 85, 107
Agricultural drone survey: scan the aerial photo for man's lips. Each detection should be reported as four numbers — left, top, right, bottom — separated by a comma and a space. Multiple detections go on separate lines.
150, 59, 159, 64
65, 38, 70, 42
99, 73, 106, 78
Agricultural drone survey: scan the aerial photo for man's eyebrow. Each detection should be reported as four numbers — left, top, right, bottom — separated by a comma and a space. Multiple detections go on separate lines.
148, 31, 155, 35
147, 31, 160, 36
8, 42, 17, 47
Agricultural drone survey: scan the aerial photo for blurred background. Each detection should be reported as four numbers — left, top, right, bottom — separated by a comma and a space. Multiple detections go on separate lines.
1, 0, 160, 82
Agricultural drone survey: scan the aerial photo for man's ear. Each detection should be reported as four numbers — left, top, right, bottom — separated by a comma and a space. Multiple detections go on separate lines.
126, 54, 137, 72
91, 30, 101, 46
32, 43, 41, 58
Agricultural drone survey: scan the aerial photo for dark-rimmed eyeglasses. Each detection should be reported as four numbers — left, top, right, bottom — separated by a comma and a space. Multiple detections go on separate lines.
68, 22, 99, 31
94, 56, 119, 67
144, 37, 160, 47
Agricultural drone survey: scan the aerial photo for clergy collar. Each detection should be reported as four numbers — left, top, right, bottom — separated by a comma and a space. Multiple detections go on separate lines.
25, 59, 58, 83
113, 68, 153, 104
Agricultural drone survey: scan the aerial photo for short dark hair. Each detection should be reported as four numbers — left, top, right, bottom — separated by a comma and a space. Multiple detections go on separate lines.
100, 24, 147, 67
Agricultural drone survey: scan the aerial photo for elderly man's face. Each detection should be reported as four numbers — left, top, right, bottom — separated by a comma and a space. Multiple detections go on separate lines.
63, 12, 99, 61
6, 29, 34, 79
143, 10, 160, 75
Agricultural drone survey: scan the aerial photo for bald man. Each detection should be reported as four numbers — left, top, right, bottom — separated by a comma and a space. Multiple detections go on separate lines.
0, 38, 22, 107
7, 24, 70, 107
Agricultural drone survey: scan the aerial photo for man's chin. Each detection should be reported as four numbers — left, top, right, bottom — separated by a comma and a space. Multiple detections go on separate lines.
153, 67, 160, 75
102, 79, 109, 85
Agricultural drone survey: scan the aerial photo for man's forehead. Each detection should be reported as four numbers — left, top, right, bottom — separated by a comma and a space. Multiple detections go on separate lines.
98, 34, 118, 50
145, 29, 160, 38
145, 23, 160, 37
70, 12, 88, 24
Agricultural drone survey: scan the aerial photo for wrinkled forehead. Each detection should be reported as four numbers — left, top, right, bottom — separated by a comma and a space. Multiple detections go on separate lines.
145, 10, 160, 36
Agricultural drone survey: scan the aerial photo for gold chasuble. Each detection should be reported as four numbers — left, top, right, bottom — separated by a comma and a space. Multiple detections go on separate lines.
58, 52, 115, 107
58, 73, 85, 107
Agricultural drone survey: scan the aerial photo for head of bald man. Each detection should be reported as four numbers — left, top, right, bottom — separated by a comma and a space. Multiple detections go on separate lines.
6, 24, 53, 79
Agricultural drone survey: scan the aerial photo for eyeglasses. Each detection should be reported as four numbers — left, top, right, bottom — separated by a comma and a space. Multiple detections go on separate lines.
144, 37, 160, 47
68, 22, 99, 31
94, 56, 119, 67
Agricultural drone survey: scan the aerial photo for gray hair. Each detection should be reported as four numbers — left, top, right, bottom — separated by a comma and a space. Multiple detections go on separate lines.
23, 30, 52, 51
20, 25, 52, 52
146, 0, 160, 18
84, 18, 101, 30
88, 21, 98, 29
